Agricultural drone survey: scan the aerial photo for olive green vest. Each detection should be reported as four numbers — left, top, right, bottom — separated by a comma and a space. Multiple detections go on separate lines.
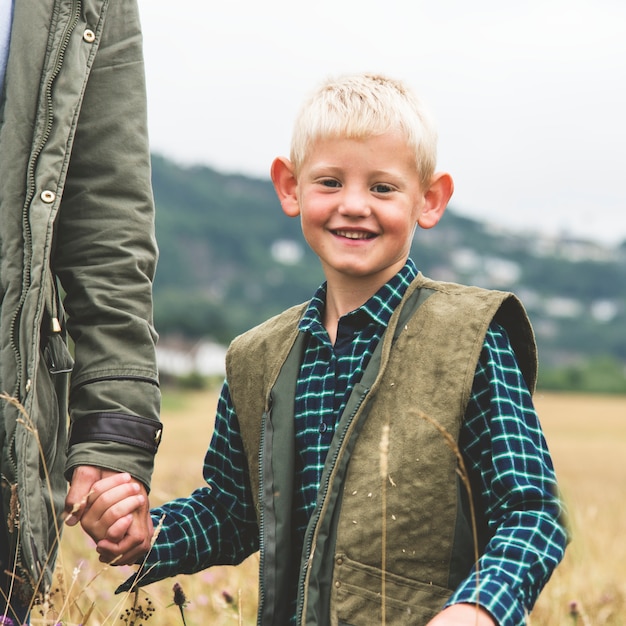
226, 274, 536, 626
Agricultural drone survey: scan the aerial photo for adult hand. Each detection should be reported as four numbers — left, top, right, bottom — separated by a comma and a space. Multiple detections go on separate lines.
65, 465, 154, 565
426, 603, 496, 626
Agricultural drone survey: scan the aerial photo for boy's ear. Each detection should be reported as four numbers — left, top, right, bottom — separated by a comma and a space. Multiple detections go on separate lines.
270, 156, 300, 217
417, 172, 454, 229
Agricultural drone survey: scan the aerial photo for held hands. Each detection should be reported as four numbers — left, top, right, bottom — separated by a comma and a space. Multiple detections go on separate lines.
426, 604, 497, 625
65, 466, 153, 565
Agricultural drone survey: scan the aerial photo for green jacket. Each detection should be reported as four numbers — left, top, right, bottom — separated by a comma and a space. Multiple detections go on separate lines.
227, 275, 536, 625
0, 0, 161, 602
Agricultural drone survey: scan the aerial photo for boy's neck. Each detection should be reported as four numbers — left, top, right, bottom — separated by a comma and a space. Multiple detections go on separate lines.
322, 280, 379, 345
321, 259, 411, 343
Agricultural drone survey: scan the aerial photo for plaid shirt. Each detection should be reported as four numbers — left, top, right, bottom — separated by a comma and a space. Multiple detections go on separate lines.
144, 259, 567, 625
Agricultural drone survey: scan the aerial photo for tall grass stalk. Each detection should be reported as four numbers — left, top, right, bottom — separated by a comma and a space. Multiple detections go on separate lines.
379, 422, 390, 626
1, 392, 66, 617
378, 409, 481, 624
0, 392, 157, 625
414, 407, 481, 611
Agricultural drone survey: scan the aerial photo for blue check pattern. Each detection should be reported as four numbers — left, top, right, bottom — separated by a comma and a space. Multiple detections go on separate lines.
142, 258, 567, 625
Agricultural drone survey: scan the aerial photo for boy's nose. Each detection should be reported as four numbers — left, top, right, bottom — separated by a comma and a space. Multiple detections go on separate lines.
338, 189, 371, 217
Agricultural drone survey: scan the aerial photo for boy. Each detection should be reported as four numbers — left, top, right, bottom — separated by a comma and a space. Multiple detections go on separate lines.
89, 73, 568, 625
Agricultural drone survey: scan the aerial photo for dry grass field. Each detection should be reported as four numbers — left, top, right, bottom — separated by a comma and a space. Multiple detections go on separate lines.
530, 392, 626, 625
29, 389, 626, 624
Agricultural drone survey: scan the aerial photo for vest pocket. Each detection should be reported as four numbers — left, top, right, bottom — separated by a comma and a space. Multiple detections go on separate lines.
333, 554, 452, 625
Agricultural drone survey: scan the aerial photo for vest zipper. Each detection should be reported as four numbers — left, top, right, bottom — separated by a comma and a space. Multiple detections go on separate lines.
256, 398, 270, 626
296, 389, 370, 626
9, 0, 81, 398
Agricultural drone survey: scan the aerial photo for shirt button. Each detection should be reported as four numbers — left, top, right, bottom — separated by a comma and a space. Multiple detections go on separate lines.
319, 422, 328, 433
40, 190, 56, 203
83, 29, 96, 43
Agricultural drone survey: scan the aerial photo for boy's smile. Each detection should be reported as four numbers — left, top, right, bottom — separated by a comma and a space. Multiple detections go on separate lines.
332, 229, 375, 240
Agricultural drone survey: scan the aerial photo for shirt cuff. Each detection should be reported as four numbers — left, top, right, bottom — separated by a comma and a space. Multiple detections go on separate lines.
446, 571, 526, 625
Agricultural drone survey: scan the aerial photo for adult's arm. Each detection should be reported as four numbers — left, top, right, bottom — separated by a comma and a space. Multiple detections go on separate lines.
54, 0, 161, 555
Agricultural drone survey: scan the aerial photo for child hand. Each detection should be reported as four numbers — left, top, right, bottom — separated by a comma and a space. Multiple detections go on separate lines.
426, 603, 496, 625
77, 472, 145, 547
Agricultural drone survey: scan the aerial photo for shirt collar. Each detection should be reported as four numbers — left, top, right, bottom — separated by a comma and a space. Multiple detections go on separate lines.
299, 258, 418, 335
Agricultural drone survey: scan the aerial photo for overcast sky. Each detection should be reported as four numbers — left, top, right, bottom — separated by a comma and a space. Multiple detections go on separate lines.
137, 0, 626, 246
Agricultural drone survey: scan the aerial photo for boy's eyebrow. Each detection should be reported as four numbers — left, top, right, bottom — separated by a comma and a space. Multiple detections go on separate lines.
305, 163, 343, 177
307, 162, 407, 177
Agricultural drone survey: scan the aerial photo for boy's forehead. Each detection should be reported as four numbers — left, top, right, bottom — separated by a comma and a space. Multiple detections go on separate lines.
304, 130, 414, 160
298, 132, 421, 180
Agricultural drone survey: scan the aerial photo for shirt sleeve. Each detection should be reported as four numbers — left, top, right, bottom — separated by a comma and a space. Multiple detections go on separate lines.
445, 322, 569, 625
125, 380, 259, 588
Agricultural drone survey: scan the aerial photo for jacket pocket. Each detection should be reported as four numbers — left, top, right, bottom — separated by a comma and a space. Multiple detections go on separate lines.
42, 332, 74, 375
333, 554, 452, 626
38, 288, 73, 463
35, 342, 71, 472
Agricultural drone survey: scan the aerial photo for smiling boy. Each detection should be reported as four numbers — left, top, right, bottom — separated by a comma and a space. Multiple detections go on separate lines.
90, 73, 567, 625
272, 130, 452, 343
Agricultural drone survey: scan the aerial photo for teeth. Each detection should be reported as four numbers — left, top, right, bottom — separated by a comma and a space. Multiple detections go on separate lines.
335, 230, 372, 240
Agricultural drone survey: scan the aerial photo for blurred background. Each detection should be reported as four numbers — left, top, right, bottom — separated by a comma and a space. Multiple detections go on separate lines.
134, 1, 626, 394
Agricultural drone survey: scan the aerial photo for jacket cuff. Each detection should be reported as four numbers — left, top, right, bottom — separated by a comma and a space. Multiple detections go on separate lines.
68, 412, 163, 454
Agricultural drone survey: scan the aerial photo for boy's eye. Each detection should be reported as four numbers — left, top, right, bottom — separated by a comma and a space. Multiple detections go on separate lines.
372, 183, 394, 194
320, 179, 341, 188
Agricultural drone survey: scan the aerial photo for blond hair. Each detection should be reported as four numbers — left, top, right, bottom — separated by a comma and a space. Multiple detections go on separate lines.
290, 73, 438, 188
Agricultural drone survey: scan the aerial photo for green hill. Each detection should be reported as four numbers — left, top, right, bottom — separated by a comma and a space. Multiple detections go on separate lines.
150, 154, 626, 392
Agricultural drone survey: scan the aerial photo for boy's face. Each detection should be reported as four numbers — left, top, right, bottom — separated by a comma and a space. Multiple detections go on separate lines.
287, 131, 444, 290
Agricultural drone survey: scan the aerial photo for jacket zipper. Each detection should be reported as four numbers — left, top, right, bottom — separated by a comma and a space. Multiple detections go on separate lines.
296, 389, 369, 626
9, 0, 81, 398
6, 0, 82, 597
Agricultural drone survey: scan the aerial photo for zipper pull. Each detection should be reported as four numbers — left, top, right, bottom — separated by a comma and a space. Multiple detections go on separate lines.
44, 317, 74, 374
50, 317, 62, 333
